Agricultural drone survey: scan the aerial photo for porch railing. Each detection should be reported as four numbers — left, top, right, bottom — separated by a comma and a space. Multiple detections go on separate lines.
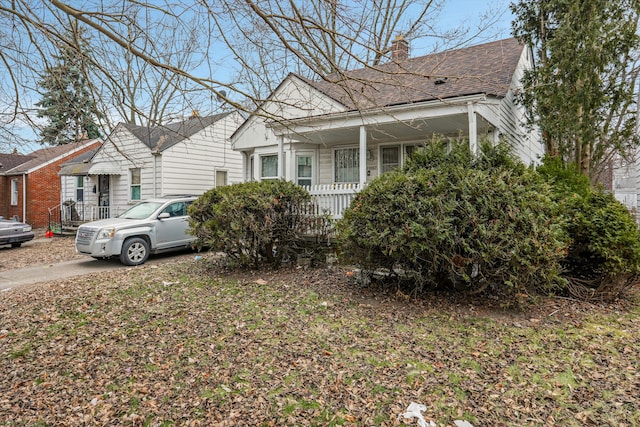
48, 201, 129, 233
48, 183, 361, 234
304, 183, 361, 219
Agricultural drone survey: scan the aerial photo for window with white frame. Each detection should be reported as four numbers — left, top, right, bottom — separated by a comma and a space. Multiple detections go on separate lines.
296, 155, 313, 187
216, 170, 228, 187
261, 155, 278, 179
334, 147, 359, 183
130, 168, 141, 200
381, 146, 401, 173
10, 179, 18, 206
76, 176, 84, 201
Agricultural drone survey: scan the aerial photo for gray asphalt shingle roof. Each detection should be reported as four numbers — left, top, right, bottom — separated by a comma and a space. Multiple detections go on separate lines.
122, 112, 231, 152
2, 141, 100, 175
304, 38, 523, 110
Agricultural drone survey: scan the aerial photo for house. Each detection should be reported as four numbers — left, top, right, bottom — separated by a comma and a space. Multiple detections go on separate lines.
0, 139, 102, 228
610, 155, 639, 221
58, 111, 244, 223
230, 37, 544, 217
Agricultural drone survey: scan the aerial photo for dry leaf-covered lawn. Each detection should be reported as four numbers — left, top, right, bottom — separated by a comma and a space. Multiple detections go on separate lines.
1, 257, 639, 426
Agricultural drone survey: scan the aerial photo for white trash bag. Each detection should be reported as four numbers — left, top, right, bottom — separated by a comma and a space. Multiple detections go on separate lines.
398, 402, 435, 427
398, 402, 475, 427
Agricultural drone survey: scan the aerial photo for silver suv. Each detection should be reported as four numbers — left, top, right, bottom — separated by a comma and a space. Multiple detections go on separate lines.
75, 195, 197, 266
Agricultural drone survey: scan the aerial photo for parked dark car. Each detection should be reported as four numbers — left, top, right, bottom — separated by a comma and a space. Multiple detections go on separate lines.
0, 218, 35, 248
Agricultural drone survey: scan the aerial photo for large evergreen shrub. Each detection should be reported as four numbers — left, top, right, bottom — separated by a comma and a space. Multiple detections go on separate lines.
189, 180, 329, 267
337, 141, 566, 303
537, 157, 640, 300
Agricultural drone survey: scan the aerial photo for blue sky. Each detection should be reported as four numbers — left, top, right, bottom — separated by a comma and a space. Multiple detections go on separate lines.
430, 0, 514, 51
445, 1, 512, 35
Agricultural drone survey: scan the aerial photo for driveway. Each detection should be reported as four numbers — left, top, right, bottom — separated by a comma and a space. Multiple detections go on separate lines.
0, 234, 197, 291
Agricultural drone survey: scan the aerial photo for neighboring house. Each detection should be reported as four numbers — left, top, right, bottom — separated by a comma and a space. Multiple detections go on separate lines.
0, 140, 102, 228
231, 37, 544, 218
58, 111, 244, 222
610, 155, 639, 221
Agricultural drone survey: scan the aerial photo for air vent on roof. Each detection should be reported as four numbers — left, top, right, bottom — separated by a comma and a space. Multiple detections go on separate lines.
434, 77, 448, 85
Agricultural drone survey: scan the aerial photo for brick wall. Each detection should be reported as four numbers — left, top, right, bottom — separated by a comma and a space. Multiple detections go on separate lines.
26, 165, 60, 228
0, 176, 6, 218
1, 176, 25, 222
26, 144, 100, 229
0, 143, 100, 228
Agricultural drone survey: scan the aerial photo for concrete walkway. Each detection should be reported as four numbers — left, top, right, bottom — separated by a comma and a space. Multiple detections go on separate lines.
0, 258, 124, 291
0, 251, 195, 292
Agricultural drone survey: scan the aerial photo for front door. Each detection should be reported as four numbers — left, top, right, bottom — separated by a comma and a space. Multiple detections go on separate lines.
98, 175, 110, 219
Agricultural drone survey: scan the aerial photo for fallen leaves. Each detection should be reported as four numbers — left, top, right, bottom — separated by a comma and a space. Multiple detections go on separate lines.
1, 258, 639, 426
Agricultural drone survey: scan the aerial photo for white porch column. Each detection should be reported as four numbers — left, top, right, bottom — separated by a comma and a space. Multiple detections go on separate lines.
359, 125, 367, 187
241, 152, 248, 182
467, 101, 478, 155
286, 143, 294, 182
277, 135, 284, 179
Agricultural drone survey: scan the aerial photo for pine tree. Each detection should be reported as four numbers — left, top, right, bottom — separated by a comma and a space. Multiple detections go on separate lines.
511, 0, 640, 180
36, 25, 102, 145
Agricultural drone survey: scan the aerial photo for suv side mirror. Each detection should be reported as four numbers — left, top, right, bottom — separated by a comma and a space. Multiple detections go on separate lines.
157, 212, 170, 220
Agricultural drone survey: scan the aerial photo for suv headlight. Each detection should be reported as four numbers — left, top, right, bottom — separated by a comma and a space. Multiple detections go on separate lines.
99, 228, 115, 239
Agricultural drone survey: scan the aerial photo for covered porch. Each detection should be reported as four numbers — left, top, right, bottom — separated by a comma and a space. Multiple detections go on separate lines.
259, 95, 501, 219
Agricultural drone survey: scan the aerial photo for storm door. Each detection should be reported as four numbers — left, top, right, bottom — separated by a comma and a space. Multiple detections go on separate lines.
98, 175, 110, 219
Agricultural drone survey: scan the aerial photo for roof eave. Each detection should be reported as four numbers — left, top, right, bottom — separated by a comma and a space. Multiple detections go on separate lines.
270, 93, 489, 131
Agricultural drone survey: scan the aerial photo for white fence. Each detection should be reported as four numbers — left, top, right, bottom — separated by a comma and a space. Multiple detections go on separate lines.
59, 202, 129, 223
52, 183, 361, 230
305, 183, 361, 219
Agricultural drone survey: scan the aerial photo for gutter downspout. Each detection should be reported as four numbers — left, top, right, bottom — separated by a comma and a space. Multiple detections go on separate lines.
153, 153, 158, 198
22, 173, 27, 223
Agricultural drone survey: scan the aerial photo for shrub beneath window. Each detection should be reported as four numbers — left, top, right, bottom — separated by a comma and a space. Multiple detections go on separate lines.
337, 141, 566, 304
189, 180, 331, 268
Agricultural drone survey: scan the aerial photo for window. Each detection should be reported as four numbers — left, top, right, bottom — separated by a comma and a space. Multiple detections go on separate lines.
381, 146, 400, 173
334, 147, 359, 183
76, 176, 84, 201
162, 202, 187, 217
261, 155, 278, 179
216, 170, 227, 187
10, 179, 18, 206
405, 145, 418, 160
297, 155, 313, 187
130, 168, 141, 200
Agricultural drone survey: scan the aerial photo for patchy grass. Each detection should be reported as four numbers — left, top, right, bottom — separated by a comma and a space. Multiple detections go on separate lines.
1, 259, 639, 426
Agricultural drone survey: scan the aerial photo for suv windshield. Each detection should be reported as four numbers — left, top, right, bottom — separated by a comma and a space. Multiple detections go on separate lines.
118, 202, 164, 219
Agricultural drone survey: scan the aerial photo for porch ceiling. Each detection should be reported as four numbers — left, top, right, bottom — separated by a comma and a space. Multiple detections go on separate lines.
287, 113, 493, 146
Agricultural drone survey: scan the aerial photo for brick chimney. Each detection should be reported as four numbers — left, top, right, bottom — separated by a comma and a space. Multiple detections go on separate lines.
391, 35, 409, 61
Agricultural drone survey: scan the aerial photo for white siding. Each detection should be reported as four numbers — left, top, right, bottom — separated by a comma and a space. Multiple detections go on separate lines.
318, 147, 333, 184
498, 46, 544, 166
93, 125, 153, 207
60, 176, 76, 203
232, 75, 346, 151
162, 112, 244, 194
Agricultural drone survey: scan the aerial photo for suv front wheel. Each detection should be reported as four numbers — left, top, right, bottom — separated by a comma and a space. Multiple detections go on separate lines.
120, 237, 150, 266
